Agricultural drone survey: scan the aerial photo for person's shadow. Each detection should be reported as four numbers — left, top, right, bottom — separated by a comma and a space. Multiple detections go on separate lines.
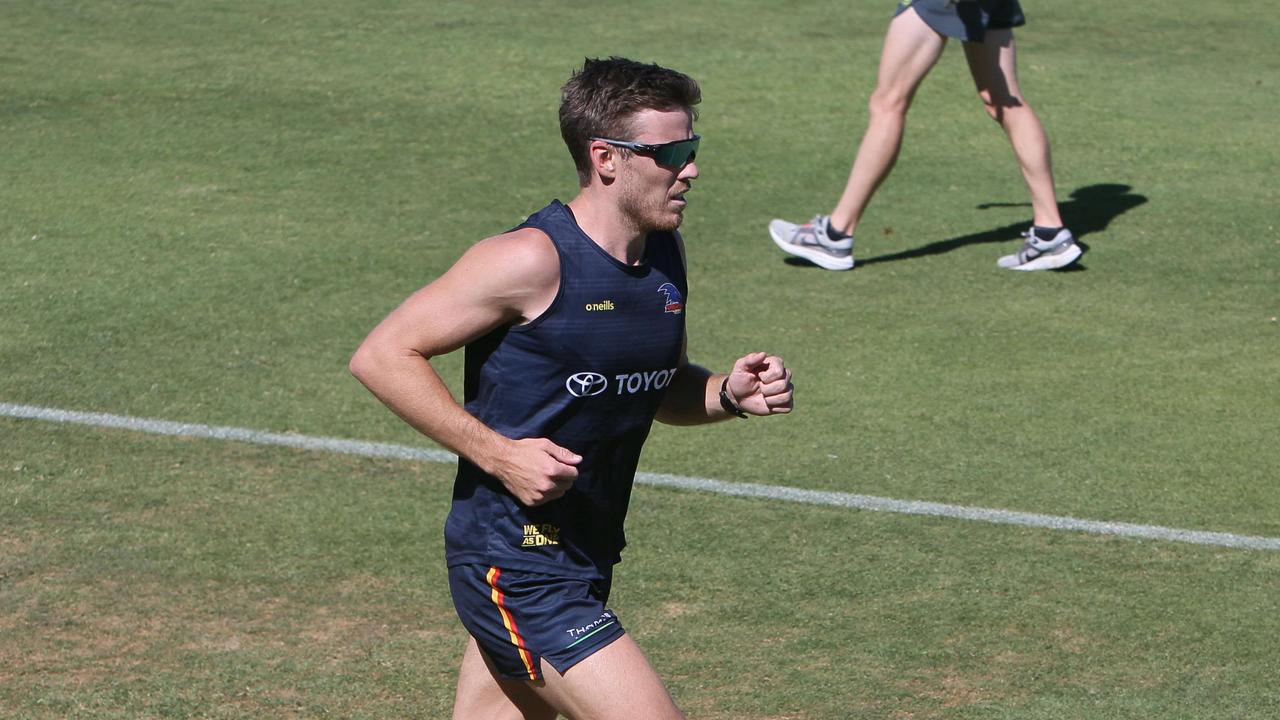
784, 183, 1148, 271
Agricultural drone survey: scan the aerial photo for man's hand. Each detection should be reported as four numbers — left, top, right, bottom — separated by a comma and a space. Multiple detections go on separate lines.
488, 438, 582, 506
725, 352, 794, 416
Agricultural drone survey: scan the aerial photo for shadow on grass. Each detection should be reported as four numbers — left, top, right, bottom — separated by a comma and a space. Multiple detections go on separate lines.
783, 183, 1148, 272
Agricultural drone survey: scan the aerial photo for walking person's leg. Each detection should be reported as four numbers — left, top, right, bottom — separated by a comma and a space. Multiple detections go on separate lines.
963, 28, 1061, 228
965, 28, 1081, 269
830, 6, 949, 235
769, 7, 946, 270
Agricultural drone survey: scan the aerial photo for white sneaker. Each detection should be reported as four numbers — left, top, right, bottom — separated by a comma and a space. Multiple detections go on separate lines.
997, 228, 1082, 271
769, 215, 854, 271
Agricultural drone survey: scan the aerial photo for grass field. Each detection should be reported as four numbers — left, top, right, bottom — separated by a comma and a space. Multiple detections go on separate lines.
3, 1, 1278, 717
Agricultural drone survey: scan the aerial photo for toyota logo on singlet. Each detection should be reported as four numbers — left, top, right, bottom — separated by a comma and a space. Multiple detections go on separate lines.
565, 372, 608, 397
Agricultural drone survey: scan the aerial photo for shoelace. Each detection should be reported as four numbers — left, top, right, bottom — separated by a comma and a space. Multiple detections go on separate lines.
1018, 231, 1044, 261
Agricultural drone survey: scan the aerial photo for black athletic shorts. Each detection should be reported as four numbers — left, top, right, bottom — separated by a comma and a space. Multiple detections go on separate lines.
895, 0, 1026, 43
448, 564, 626, 681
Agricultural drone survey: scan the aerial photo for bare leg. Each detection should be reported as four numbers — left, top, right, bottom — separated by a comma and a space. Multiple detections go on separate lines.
452, 634, 683, 720
534, 633, 684, 720
963, 29, 1063, 228
830, 8, 948, 235
452, 638, 557, 720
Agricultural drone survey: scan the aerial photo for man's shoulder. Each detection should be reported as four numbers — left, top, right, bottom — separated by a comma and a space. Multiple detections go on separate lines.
472, 226, 558, 279
454, 227, 560, 315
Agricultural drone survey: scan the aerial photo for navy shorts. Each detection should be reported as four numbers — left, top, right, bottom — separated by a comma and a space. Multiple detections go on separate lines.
896, 0, 1026, 43
448, 564, 626, 681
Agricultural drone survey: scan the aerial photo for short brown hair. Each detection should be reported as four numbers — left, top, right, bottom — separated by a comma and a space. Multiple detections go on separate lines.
559, 57, 701, 185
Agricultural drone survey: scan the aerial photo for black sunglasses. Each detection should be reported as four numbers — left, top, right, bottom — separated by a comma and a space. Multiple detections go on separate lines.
591, 134, 700, 167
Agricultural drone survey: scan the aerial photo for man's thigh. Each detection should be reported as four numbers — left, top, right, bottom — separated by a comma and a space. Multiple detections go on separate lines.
876, 6, 948, 97
453, 637, 557, 720
962, 28, 1023, 100
534, 633, 685, 720
453, 633, 684, 720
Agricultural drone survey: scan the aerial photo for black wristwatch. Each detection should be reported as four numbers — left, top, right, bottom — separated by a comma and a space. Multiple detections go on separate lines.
719, 377, 748, 419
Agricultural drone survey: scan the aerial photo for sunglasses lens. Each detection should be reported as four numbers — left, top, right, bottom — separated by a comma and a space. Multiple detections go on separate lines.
655, 138, 699, 167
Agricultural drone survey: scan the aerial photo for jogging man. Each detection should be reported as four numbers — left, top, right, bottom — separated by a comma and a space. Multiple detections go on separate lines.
769, 0, 1080, 271
350, 57, 794, 719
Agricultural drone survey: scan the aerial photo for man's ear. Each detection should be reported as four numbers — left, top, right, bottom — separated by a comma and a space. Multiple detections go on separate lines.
589, 140, 618, 180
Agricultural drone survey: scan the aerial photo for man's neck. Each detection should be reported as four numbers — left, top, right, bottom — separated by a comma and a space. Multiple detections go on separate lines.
566, 192, 647, 266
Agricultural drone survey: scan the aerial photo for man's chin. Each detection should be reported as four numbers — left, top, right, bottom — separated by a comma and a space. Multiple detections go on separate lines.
626, 201, 686, 233
657, 214, 684, 232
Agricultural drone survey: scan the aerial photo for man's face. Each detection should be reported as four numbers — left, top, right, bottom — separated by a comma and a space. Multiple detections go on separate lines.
615, 108, 699, 233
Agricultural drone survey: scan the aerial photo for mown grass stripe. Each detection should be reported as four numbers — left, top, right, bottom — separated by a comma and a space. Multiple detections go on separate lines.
5, 401, 1278, 552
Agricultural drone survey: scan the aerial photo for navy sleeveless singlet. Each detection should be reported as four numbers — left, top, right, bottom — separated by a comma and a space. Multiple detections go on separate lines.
443, 200, 688, 580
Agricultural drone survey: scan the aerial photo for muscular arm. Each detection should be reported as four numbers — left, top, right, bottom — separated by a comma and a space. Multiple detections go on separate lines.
653, 356, 722, 426
348, 228, 582, 505
656, 350, 794, 426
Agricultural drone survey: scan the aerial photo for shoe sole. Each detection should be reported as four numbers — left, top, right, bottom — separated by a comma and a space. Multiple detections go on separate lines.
1005, 242, 1083, 271
769, 227, 855, 271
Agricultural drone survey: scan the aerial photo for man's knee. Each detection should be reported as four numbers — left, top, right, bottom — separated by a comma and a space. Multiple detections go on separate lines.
868, 87, 911, 119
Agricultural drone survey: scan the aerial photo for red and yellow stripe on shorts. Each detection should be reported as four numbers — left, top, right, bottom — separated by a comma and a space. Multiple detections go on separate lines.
485, 566, 540, 680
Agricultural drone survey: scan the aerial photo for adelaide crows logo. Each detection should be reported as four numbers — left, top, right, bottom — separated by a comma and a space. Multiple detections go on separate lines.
657, 282, 684, 314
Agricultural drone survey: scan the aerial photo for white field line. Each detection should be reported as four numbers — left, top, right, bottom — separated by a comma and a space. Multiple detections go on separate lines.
5, 401, 1279, 552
